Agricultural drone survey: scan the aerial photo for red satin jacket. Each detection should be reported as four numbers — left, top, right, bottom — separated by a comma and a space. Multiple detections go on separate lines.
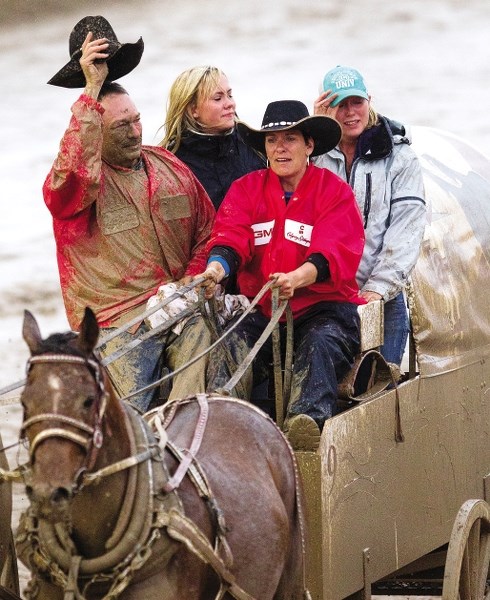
207, 165, 365, 318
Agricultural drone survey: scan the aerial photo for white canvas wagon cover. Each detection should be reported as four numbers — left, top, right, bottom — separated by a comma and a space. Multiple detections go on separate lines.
409, 127, 490, 376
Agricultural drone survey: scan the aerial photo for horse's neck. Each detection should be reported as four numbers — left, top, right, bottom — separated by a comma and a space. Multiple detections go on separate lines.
71, 397, 133, 557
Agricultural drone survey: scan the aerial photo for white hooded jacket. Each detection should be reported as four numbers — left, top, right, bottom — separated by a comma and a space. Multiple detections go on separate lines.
315, 116, 426, 301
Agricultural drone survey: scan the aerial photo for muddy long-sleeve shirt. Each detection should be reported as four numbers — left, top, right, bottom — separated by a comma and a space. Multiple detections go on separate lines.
43, 94, 215, 330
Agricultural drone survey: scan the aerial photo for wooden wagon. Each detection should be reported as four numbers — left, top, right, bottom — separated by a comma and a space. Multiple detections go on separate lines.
298, 126, 490, 600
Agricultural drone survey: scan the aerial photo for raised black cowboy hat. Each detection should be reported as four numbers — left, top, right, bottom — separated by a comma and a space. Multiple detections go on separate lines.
47, 15, 144, 88
236, 100, 341, 157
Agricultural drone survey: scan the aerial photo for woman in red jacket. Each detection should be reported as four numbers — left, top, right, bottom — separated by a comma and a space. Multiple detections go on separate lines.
199, 100, 365, 448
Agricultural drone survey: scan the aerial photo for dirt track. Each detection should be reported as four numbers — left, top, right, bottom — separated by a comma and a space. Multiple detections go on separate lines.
0, 0, 123, 27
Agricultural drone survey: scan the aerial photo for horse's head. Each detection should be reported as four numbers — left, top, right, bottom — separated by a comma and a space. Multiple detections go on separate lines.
20, 307, 108, 521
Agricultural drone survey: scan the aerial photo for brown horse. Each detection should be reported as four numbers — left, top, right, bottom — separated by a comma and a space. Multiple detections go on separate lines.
16, 308, 307, 600
0, 432, 20, 599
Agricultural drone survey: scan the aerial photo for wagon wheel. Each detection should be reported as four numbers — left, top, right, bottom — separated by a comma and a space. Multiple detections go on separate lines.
442, 499, 490, 600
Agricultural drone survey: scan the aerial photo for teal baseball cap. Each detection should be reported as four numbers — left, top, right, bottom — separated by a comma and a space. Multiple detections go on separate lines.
322, 66, 369, 107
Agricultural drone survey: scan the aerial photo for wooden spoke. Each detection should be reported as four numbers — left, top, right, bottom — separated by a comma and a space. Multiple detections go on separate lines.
442, 499, 490, 600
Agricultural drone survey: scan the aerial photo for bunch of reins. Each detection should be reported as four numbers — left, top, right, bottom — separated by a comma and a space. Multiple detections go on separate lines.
0, 276, 293, 445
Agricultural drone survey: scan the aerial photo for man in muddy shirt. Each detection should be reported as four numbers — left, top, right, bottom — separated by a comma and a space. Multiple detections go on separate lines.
43, 31, 215, 410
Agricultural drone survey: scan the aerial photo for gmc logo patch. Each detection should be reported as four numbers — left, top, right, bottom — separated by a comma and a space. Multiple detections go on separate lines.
252, 220, 275, 246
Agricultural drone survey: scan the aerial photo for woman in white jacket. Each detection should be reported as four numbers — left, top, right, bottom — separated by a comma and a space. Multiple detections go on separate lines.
313, 65, 426, 366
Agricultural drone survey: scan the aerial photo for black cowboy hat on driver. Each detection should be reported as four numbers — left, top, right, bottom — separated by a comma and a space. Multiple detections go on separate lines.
47, 16, 144, 88
236, 100, 341, 157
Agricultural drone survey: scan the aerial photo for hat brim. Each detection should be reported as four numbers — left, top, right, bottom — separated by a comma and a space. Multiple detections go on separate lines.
237, 115, 341, 157
47, 38, 144, 88
330, 89, 369, 108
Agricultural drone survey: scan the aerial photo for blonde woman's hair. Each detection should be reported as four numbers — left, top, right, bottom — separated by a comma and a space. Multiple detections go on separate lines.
160, 65, 230, 152
367, 105, 379, 129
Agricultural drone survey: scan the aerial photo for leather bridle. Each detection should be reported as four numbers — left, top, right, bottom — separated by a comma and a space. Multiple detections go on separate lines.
21, 354, 108, 480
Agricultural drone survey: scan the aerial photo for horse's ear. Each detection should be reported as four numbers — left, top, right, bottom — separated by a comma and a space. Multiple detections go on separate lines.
22, 310, 44, 355
78, 308, 100, 356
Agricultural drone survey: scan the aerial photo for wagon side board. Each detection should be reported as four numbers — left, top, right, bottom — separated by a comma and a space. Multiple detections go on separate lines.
296, 451, 324, 600
299, 349, 490, 600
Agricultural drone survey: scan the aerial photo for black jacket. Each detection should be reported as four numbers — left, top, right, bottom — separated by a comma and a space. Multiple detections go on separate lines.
175, 128, 266, 210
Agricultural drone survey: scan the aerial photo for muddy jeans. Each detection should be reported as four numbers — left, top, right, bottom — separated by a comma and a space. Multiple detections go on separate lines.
380, 292, 409, 366
207, 302, 361, 428
98, 315, 211, 412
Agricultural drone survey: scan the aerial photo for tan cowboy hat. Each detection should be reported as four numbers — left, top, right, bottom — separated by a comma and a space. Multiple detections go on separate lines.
48, 15, 144, 88
236, 100, 341, 157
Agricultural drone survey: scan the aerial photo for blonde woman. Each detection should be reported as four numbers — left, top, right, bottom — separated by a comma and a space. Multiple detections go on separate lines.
161, 65, 265, 210
313, 66, 426, 366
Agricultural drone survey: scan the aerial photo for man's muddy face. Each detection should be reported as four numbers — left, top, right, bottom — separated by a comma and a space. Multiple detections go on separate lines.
100, 93, 142, 168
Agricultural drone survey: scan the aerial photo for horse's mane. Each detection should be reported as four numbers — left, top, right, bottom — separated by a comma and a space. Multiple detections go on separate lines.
34, 331, 84, 358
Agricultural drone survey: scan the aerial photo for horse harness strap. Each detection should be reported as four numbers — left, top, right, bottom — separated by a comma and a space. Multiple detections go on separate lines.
81, 447, 158, 487
162, 392, 209, 493
64, 556, 82, 600
166, 442, 214, 511
162, 508, 256, 600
